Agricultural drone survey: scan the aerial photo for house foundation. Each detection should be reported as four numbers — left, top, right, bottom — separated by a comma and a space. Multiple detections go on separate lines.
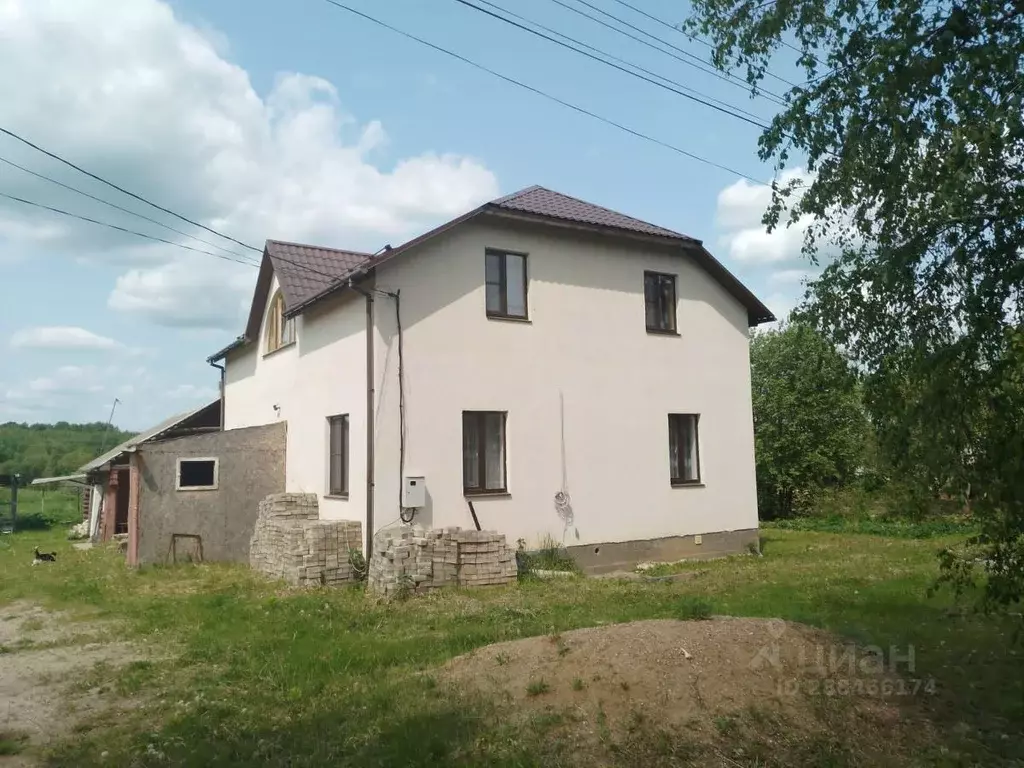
565, 528, 761, 574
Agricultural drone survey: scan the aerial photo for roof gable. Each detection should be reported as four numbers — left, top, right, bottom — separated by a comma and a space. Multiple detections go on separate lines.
241, 241, 373, 343
267, 240, 372, 312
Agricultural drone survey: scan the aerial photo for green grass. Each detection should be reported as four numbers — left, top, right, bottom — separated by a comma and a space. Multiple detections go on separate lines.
1, 487, 81, 531
0, 731, 27, 755
0, 526, 1020, 766
526, 679, 551, 696
763, 515, 979, 538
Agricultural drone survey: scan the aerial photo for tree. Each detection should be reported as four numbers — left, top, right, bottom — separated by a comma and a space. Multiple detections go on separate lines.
687, 0, 1024, 611
750, 324, 868, 518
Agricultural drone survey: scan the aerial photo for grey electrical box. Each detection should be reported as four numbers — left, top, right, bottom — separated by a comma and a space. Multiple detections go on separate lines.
402, 476, 426, 508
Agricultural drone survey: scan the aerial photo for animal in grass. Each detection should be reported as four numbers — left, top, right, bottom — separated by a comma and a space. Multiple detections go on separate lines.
32, 547, 57, 565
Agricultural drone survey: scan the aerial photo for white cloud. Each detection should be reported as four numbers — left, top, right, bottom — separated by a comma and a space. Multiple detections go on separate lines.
7, 364, 106, 400
168, 383, 217, 401
768, 268, 816, 286
0, 0, 500, 329
108, 256, 253, 329
716, 169, 814, 265
9, 326, 122, 351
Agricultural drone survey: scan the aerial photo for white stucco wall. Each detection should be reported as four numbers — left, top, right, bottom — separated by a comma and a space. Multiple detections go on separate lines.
372, 217, 758, 548
223, 275, 367, 522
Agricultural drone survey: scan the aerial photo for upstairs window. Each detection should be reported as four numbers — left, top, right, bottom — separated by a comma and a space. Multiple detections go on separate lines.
463, 411, 507, 494
668, 414, 701, 485
265, 290, 295, 353
485, 250, 528, 319
644, 271, 677, 333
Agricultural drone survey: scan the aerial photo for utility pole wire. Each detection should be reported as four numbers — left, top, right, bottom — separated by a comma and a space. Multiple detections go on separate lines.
320, 0, 768, 184
451, 0, 771, 129
0, 126, 264, 254
0, 190, 260, 266
473, 0, 770, 123
606, 0, 801, 89
544, 0, 789, 104
0, 129, 357, 283
0, 155, 258, 262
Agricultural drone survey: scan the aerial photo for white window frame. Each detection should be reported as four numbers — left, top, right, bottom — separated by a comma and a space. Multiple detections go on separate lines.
175, 457, 220, 491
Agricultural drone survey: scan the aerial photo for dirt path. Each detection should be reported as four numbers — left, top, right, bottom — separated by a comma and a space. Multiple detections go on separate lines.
0, 601, 146, 765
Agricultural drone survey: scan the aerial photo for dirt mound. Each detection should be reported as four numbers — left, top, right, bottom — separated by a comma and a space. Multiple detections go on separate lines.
442, 618, 938, 766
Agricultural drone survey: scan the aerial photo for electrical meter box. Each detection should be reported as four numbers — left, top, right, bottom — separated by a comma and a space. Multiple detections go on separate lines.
402, 476, 426, 508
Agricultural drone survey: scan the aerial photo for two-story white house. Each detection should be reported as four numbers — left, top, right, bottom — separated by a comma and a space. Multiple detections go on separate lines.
209, 186, 774, 572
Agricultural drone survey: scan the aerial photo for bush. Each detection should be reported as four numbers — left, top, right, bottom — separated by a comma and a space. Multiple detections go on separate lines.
516, 536, 581, 579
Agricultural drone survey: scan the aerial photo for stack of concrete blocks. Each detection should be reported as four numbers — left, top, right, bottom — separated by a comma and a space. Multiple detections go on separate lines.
368, 526, 517, 597
249, 493, 363, 586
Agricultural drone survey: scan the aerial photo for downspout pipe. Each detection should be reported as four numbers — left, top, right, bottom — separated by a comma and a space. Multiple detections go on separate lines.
348, 276, 375, 555
207, 360, 226, 429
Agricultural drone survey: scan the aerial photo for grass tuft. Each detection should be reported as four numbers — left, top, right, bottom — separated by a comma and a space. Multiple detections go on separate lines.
525, 679, 551, 697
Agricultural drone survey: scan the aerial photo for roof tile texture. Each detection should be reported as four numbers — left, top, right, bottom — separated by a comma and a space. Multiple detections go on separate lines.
265, 240, 372, 311
490, 185, 696, 242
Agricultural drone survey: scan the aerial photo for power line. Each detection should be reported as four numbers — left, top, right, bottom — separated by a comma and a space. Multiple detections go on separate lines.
0, 126, 264, 254
0, 129, 355, 284
451, 0, 771, 129
472, 0, 769, 123
545, 0, 790, 105
0, 155, 257, 262
606, 0, 801, 89
320, 0, 767, 184
0, 190, 260, 267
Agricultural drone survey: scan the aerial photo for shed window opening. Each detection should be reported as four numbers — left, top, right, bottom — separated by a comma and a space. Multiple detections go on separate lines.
177, 459, 218, 490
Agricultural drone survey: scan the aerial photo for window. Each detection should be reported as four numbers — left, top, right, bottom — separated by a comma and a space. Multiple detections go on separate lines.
328, 415, 349, 497
265, 290, 296, 353
644, 271, 677, 333
668, 414, 701, 485
463, 411, 507, 493
176, 458, 218, 490
485, 250, 528, 319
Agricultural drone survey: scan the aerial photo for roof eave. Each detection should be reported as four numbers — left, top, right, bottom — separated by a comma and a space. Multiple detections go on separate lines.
206, 335, 248, 364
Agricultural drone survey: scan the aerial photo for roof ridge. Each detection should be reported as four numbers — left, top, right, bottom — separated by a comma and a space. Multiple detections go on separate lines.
265, 238, 372, 256
488, 184, 544, 206
502, 185, 688, 237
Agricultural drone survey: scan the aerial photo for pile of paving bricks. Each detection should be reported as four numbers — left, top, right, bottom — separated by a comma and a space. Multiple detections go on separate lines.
250, 493, 363, 586
368, 526, 517, 597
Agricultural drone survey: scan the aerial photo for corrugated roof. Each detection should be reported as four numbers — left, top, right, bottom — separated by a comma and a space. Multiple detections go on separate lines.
490, 185, 698, 242
265, 240, 372, 312
79, 400, 219, 473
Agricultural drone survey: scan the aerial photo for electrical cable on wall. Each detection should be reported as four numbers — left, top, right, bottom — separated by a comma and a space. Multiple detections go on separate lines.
554, 391, 577, 540
381, 288, 414, 525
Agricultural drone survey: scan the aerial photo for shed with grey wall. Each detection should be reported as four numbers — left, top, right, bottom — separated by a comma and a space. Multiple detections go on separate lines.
136, 422, 286, 565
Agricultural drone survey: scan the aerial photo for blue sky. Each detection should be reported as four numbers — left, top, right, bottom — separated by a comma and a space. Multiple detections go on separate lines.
0, 0, 813, 431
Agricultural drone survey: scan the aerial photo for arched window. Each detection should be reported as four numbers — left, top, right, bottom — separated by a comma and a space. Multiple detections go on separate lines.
265, 290, 295, 353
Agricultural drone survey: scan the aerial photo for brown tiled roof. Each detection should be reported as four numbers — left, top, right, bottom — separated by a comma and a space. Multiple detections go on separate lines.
490, 185, 698, 242
264, 240, 372, 312
209, 186, 773, 361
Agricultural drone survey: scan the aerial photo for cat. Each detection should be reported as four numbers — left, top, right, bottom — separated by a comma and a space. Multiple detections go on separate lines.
32, 547, 56, 565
